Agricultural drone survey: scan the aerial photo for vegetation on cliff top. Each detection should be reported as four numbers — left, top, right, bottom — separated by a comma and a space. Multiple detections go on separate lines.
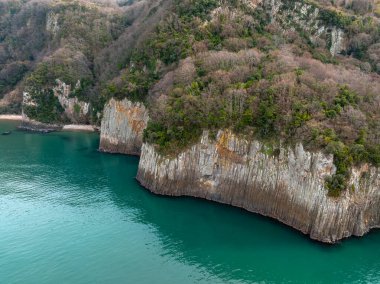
135, 0, 380, 196
99, 0, 380, 197
1, 0, 380, 196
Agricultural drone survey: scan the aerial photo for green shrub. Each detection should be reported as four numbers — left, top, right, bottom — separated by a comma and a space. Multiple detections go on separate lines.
324, 85, 358, 118
72, 78, 93, 102
367, 145, 380, 167
256, 94, 278, 138
177, 0, 219, 20
287, 103, 311, 134
319, 9, 354, 29
325, 174, 348, 197
311, 50, 338, 64
325, 141, 353, 197
350, 144, 368, 165
23, 89, 64, 123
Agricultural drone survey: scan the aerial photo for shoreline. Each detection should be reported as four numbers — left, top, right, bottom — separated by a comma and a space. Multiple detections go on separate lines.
62, 125, 96, 132
0, 115, 23, 121
0, 116, 97, 133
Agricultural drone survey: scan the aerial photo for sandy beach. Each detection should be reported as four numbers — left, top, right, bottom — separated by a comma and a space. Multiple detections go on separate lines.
0, 115, 23, 121
62, 125, 96, 132
0, 117, 97, 132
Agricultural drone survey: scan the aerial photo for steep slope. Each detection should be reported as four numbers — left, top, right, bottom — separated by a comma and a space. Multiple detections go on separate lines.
1, 0, 379, 241
137, 130, 380, 243
99, 0, 380, 241
99, 98, 148, 155
0, 0, 171, 123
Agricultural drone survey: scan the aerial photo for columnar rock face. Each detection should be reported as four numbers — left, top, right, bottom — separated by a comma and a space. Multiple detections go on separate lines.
137, 130, 380, 243
99, 98, 149, 155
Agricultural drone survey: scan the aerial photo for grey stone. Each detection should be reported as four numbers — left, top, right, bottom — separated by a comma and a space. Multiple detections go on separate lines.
99, 98, 149, 155
137, 130, 380, 243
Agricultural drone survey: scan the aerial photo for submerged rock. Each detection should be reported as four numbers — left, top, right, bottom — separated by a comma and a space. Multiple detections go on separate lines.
99, 98, 149, 155
137, 130, 380, 243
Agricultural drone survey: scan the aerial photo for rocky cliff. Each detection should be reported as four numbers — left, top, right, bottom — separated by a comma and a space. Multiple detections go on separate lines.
99, 98, 149, 155
21, 78, 90, 129
137, 130, 380, 243
53, 79, 90, 123
263, 0, 347, 55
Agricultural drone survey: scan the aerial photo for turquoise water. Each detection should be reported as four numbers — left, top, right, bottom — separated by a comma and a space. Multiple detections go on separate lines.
1, 120, 380, 284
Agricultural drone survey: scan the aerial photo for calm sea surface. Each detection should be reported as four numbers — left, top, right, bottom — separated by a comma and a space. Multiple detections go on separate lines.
1, 120, 380, 284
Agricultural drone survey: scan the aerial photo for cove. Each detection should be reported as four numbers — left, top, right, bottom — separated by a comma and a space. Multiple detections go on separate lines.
1, 120, 380, 284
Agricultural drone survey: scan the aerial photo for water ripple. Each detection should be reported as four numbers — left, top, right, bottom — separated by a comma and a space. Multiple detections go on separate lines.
1, 121, 380, 284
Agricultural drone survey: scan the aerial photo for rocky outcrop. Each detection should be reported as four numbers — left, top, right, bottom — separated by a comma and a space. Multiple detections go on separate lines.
19, 111, 62, 133
46, 11, 59, 37
21, 85, 93, 132
262, 0, 347, 56
53, 79, 90, 123
137, 130, 380, 243
22, 79, 90, 125
99, 98, 149, 155
329, 27, 345, 56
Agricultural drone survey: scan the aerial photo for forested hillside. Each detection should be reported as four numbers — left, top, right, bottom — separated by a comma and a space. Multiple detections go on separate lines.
1, 0, 379, 196
0, 0, 170, 118
111, 0, 380, 196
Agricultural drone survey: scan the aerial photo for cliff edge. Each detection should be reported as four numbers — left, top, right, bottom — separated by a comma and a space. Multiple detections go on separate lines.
137, 130, 380, 243
99, 98, 148, 155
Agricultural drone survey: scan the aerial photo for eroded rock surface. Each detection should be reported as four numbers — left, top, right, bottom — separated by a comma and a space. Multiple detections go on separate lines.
137, 130, 380, 243
99, 98, 149, 155
53, 80, 90, 123
263, 0, 346, 55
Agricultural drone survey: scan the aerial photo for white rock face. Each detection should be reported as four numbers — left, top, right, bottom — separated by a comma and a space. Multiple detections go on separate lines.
22, 80, 90, 124
262, 0, 346, 56
53, 79, 90, 123
46, 12, 59, 36
137, 130, 380, 243
22, 91, 35, 108
99, 98, 149, 155
330, 27, 345, 56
